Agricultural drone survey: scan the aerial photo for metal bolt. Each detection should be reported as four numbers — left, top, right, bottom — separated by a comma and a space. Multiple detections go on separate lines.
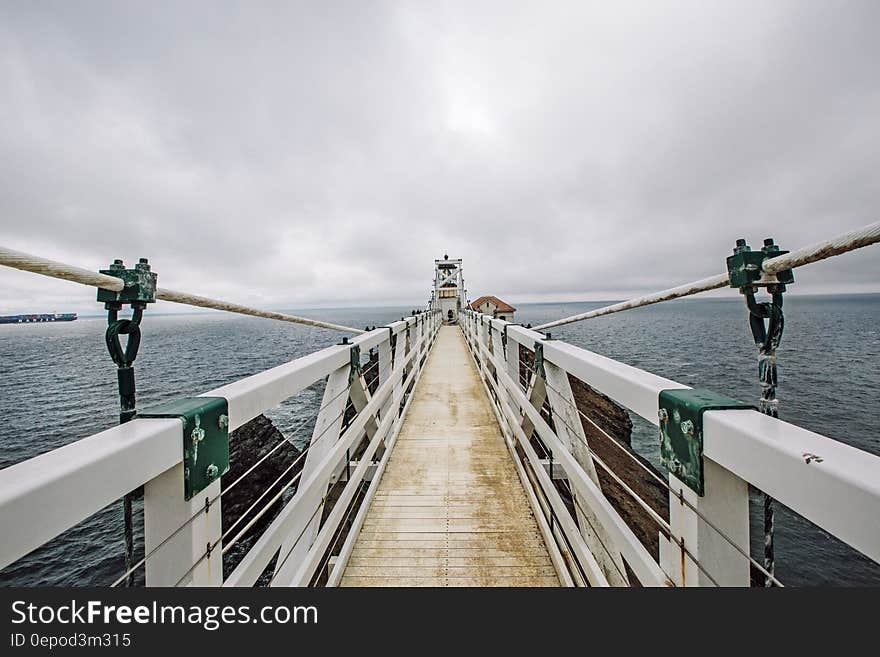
658, 408, 668, 422
218, 414, 229, 430
733, 239, 750, 255
762, 237, 781, 255
206, 464, 219, 479
680, 419, 695, 437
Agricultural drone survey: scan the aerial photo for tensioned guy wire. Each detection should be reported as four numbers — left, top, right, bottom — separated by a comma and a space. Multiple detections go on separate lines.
0, 245, 364, 334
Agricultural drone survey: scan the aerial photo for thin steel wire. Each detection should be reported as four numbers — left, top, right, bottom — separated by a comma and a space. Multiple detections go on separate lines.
520, 359, 784, 586
466, 329, 763, 587
109, 356, 391, 586
109, 391, 358, 586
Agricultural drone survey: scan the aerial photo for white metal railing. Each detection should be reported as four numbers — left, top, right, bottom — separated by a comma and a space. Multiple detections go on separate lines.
0, 310, 441, 586
460, 308, 880, 587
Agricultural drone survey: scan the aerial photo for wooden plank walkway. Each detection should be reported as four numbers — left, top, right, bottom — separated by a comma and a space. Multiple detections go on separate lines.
339, 325, 559, 587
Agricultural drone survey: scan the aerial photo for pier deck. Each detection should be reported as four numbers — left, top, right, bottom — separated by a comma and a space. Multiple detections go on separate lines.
339, 326, 559, 586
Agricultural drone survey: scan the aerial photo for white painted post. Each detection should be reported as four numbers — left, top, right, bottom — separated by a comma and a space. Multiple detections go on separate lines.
378, 332, 394, 422
490, 326, 509, 422
659, 461, 750, 587
144, 471, 222, 586
391, 329, 405, 420
271, 363, 349, 584
478, 317, 491, 380
505, 328, 522, 394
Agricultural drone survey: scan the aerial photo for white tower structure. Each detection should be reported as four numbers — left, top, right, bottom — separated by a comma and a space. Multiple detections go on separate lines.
432, 254, 466, 323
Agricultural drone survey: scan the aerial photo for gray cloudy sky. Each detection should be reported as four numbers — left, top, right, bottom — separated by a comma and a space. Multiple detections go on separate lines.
1, 0, 878, 314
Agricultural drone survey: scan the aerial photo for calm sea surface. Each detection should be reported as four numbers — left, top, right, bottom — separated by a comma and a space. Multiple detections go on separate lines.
0, 296, 877, 586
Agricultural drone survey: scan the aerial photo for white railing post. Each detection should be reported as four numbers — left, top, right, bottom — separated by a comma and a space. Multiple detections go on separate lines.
478, 316, 491, 379
378, 330, 394, 423
144, 471, 222, 586
504, 325, 521, 393
490, 323, 510, 420
391, 328, 405, 420
659, 463, 750, 587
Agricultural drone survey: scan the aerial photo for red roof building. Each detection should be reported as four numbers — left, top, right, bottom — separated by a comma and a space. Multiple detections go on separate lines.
469, 295, 516, 320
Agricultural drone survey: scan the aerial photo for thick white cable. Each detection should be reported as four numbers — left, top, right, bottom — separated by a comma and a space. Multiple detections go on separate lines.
155, 288, 363, 334
0, 246, 124, 291
535, 273, 730, 331
762, 220, 880, 274
536, 220, 879, 331
0, 246, 363, 334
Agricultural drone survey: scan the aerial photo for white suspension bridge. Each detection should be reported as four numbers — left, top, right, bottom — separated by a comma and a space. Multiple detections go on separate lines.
0, 221, 878, 586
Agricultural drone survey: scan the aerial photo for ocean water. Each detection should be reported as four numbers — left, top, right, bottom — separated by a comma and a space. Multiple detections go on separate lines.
0, 296, 877, 586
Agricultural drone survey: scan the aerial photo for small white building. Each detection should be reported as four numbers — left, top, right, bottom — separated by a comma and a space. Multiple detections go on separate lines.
469, 296, 516, 322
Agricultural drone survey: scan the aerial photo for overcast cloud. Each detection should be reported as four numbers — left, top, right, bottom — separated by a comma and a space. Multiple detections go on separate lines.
0, 0, 878, 314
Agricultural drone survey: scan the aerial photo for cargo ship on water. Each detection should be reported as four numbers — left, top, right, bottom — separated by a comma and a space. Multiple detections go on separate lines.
0, 312, 77, 324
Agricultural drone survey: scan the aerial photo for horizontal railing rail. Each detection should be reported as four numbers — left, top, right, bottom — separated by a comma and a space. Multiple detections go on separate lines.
460, 309, 880, 586
0, 310, 441, 586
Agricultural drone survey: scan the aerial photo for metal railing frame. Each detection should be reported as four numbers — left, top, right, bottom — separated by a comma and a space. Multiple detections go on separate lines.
460, 309, 880, 586
0, 311, 442, 586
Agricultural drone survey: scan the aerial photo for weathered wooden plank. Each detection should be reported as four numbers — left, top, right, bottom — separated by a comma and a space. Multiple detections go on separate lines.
348, 555, 554, 567
338, 327, 560, 587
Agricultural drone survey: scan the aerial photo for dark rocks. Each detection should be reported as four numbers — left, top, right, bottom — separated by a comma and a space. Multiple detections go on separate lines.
568, 376, 669, 559
221, 414, 304, 576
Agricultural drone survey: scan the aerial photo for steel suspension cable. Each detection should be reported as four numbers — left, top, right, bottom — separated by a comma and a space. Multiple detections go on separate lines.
536, 220, 880, 331
0, 246, 364, 334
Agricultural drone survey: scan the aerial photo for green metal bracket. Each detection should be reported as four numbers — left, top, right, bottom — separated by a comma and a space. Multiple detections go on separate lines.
348, 344, 362, 384
140, 397, 229, 501
533, 342, 546, 379
97, 258, 158, 305
726, 238, 794, 290
658, 388, 754, 496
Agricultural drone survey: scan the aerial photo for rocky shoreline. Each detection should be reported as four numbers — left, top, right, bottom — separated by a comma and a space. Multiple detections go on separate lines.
221, 414, 304, 578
